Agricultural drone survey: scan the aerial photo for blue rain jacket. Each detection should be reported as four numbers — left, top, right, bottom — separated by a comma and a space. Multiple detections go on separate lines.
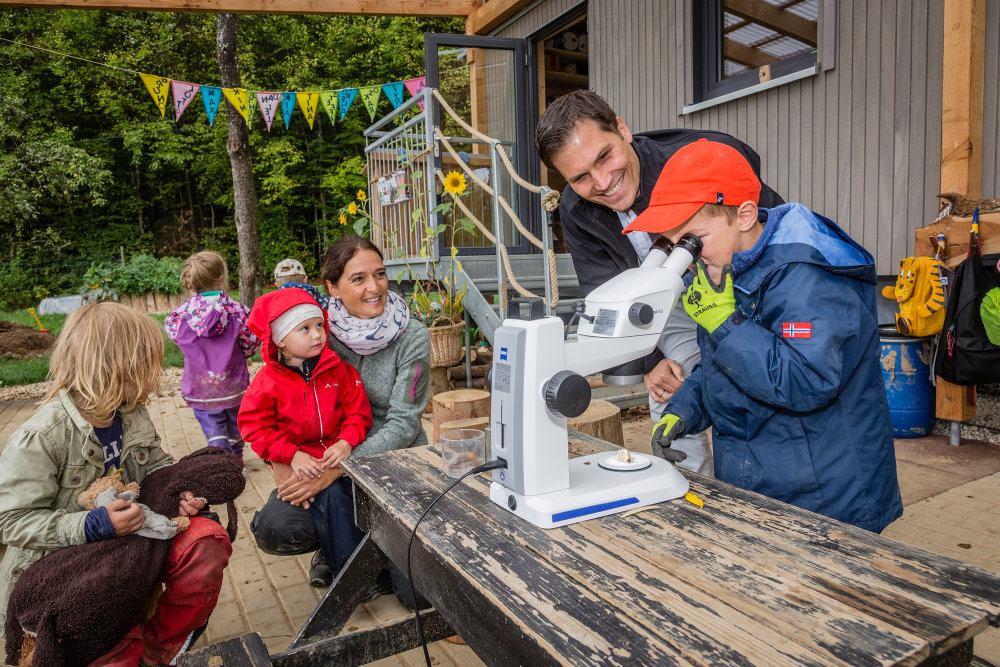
668, 203, 903, 532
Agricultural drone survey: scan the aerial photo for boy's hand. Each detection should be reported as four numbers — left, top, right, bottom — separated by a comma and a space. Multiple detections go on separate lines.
290, 451, 325, 480
178, 491, 207, 517
651, 413, 688, 463
106, 498, 145, 536
683, 260, 736, 333
321, 440, 352, 469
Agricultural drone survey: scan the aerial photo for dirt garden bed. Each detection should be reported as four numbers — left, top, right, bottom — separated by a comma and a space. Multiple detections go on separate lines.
0, 321, 56, 360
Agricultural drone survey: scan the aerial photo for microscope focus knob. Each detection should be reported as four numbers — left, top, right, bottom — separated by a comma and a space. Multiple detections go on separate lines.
628, 302, 654, 327
544, 371, 591, 419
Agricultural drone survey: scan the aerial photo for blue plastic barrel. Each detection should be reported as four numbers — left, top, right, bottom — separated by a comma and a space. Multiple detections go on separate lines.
879, 331, 934, 438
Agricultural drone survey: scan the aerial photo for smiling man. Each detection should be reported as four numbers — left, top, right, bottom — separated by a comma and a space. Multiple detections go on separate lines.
535, 90, 783, 475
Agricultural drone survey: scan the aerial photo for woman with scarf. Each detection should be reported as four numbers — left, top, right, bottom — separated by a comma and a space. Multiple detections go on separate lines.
249, 235, 430, 596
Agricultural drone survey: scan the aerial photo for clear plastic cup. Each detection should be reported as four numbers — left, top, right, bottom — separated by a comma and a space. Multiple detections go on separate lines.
440, 428, 486, 478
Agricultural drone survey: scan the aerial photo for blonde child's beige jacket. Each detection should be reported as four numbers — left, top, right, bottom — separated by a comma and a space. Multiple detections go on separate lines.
0, 391, 173, 636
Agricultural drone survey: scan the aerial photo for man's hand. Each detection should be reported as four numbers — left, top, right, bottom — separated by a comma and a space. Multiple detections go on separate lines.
683, 260, 736, 333
650, 413, 687, 463
178, 491, 207, 517
278, 467, 343, 507
106, 499, 145, 536
645, 359, 685, 404
321, 440, 352, 469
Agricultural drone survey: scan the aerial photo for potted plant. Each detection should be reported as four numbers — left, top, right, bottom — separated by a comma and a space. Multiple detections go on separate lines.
342, 169, 476, 367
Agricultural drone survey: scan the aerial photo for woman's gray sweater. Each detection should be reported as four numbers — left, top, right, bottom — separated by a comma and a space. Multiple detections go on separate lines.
329, 319, 430, 457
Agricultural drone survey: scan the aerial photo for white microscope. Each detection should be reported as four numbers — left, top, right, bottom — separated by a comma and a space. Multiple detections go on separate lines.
489, 234, 702, 529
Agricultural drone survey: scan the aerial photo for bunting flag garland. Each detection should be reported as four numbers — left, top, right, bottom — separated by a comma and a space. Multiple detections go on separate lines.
360, 85, 381, 121
256, 91, 281, 131
404, 76, 426, 110
297, 91, 319, 129
319, 91, 338, 126
382, 81, 405, 109
140, 73, 171, 117
280, 92, 296, 129
171, 81, 200, 121
338, 88, 358, 121
222, 87, 249, 123
201, 86, 222, 125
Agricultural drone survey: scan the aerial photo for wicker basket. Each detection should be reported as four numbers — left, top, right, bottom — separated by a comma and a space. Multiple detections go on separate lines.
428, 319, 465, 368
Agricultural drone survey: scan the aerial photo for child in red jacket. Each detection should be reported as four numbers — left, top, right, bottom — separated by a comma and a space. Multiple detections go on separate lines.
239, 288, 373, 583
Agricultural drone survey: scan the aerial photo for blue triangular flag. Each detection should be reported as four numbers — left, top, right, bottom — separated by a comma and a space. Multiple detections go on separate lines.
201, 86, 222, 126
338, 88, 358, 120
281, 92, 297, 129
382, 81, 405, 109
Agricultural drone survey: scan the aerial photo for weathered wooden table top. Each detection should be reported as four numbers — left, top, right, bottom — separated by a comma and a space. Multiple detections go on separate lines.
343, 432, 1000, 666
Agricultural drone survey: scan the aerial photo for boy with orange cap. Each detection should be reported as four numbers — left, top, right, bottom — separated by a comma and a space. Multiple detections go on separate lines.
626, 139, 902, 533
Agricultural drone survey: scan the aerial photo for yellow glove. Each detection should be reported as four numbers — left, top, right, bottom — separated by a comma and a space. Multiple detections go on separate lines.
683, 260, 736, 333
650, 413, 687, 463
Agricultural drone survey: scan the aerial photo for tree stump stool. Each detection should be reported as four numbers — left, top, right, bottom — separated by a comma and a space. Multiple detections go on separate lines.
425, 367, 451, 414
566, 399, 624, 447
432, 389, 490, 443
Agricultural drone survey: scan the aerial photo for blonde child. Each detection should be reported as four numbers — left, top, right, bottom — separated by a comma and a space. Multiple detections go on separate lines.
239, 288, 372, 586
165, 251, 259, 456
0, 302, 233, 664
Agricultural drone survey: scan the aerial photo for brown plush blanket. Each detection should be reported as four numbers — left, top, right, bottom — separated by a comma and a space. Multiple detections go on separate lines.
5, 447, 246, 667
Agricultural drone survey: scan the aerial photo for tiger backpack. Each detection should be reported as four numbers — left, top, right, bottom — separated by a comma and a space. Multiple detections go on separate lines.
881, 256, 947, 337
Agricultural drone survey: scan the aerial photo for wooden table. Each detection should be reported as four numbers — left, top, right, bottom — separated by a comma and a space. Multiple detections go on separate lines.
342, 432, 1000, 666
185, 431, 1000, 666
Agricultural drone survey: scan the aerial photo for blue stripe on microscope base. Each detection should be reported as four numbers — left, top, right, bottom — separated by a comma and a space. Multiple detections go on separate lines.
551, 497, 639, 523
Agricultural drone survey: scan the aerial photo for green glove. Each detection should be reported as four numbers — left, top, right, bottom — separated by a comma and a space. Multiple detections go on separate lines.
683, 260, 736, 333
651, 413, 687, 463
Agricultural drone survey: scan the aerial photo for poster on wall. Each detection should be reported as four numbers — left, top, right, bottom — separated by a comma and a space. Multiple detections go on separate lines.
391, 169, 409, 203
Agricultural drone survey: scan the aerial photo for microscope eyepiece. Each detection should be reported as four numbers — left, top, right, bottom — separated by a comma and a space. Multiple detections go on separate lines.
676, 234, 703, 261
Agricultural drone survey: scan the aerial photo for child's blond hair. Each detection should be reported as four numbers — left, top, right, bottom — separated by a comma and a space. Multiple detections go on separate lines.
181, 251, 229, 293
46, 302, 164, 422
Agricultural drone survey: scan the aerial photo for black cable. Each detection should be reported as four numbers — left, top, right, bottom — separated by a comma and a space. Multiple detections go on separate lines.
407, 458, 508, 667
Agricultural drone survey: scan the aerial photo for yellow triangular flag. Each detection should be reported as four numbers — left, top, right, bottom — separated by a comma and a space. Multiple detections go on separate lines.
139, 73, 171, 117
319, 91, 338, 126
222, 87, 249, 123
297, 91, 319, 129
359, 85, 381, 121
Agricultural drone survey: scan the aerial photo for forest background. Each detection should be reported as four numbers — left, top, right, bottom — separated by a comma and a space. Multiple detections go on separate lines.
0, 8, 463, 310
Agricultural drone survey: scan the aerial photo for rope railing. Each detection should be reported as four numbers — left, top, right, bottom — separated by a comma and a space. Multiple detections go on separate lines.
429, 88, 562, 307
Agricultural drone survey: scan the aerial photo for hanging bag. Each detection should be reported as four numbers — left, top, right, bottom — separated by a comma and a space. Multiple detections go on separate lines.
934, 242, 1000, 384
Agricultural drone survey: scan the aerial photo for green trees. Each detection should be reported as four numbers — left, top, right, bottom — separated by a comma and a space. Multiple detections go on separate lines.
0, 9, 461, 308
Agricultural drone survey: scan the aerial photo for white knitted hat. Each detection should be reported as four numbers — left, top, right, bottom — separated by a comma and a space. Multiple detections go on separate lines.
270, 303, 323, 343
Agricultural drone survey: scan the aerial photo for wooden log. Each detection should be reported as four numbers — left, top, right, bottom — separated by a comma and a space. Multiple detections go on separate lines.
566, 399, 624, 447
424, 366, 450, 414
449, 376, 486, 391
447, 363, 489, 380
432, 389, 490, 443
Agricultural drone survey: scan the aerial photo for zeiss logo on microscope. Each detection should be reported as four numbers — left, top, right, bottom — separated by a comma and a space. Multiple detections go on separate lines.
499, 347, 508, 361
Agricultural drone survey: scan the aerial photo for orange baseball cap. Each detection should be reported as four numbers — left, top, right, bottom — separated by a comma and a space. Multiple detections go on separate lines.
623, 138, 762, 233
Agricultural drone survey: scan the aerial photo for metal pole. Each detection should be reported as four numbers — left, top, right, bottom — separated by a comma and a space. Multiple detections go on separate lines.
490, 138, 506, 315
120, 246, 126, 267
949, 420, 962, 446
423, 86, 437, 270
539, 185, 553, 316
464, 308, 472, 388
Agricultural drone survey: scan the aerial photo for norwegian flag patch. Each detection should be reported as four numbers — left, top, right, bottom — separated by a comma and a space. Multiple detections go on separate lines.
782, 322, 812, 339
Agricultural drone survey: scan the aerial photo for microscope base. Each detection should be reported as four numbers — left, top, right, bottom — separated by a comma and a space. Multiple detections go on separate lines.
490, 452, 689, 529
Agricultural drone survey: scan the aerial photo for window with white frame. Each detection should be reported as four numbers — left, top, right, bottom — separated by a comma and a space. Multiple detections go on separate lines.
692, 0, 819, 105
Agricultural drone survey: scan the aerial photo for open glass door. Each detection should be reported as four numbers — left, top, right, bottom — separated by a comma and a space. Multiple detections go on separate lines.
425, 33, 533, 255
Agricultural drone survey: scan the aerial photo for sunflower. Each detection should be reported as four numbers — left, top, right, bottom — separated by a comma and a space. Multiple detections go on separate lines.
348, 202, 358, 215
338, 213, 347, 225
443, 171, 467, 196
356, 189, 367, 202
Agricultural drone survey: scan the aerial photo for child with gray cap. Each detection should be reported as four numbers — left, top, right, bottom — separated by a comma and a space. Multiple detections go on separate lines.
274, 257, 329, 309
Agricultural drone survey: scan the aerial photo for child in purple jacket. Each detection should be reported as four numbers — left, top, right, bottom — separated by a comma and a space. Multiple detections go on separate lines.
165, 251, 260, 456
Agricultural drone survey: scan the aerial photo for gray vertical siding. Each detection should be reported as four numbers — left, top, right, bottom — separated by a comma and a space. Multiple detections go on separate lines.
496, 0, 1000, 274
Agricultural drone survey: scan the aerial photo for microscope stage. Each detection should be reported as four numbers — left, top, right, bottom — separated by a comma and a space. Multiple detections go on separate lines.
490, 453, 689, 529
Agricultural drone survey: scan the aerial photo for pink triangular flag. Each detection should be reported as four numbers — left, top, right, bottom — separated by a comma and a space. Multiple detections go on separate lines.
256, 91, 281, 131
171, 81, 201, 121
404, 76, 427, 110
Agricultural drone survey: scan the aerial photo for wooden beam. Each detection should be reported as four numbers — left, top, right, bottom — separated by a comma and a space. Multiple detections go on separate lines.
467, 0, 531, 35
0, 0, 474, 15
724, 37, 779, 69
725, 0, 817, 46
933, 0, 986, 424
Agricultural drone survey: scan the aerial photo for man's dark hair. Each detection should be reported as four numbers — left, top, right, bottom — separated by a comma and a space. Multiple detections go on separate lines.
535, 90, 621, 170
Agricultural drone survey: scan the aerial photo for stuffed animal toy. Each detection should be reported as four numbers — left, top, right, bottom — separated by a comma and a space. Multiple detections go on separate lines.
5, 447, 246, 667
78, 471, 191, 539
881, 256, 947, 336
